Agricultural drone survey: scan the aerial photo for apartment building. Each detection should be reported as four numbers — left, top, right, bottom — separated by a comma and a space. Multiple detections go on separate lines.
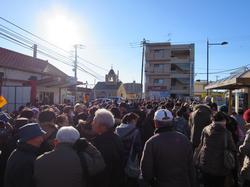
144, 42, 194, 99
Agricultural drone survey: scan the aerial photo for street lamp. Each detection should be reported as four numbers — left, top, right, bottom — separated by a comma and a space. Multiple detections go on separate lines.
206, 40, 228, 95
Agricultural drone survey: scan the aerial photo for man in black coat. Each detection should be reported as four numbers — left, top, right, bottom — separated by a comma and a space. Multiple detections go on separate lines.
4, 123, 45, 187
140, 109, 195, 187
90, 109, 125, 187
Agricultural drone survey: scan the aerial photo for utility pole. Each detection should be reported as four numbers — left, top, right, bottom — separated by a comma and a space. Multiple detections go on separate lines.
33, 44, 37, 58
73, 44, 84, 104
141, 38, 146, 99
206, 40, 209, 96
74, 45, 78, 104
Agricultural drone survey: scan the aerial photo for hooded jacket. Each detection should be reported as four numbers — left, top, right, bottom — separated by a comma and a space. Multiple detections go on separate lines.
115, 123, 142, 163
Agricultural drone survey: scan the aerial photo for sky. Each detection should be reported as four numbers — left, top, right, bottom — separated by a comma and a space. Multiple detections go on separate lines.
1, 0, 250, 87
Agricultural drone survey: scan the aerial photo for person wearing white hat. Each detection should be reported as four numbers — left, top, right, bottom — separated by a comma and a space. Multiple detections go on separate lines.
153, 108, 174, 128
140, 109, 195, 187
34, 126, 83, 187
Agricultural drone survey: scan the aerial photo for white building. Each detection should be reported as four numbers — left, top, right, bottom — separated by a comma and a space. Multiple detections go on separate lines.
0, 47, 79, 111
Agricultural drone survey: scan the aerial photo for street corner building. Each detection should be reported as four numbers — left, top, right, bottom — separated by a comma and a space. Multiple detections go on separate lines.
0, 47, 81, 111
144, 42, 195, 99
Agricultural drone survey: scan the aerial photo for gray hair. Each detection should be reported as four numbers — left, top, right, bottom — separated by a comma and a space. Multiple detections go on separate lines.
93, 109, 115, 129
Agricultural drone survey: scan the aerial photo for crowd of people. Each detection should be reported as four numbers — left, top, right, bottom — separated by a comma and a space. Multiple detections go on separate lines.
1, 97, 250, 187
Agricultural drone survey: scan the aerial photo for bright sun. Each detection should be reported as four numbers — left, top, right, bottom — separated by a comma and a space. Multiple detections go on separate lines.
40, 8, 81, 50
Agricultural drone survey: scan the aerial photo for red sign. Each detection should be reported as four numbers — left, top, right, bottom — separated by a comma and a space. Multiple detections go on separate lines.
148, 86, 167, 91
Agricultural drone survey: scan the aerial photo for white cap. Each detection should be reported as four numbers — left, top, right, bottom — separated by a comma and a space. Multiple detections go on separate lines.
154, 109, 173, 121
56, 126, 80, 144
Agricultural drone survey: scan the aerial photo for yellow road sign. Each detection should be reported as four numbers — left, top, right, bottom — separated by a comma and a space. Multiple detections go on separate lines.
0, 96, 7, 108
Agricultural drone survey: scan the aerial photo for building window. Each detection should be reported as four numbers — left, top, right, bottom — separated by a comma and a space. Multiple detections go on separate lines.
39, 92, 54, 105
154, 79, 164, 84
171, 65, 176, 71
154, 64, 165, 68
171, 79, 176, 86
171, 50, 190, 58
154, 49, 165, 59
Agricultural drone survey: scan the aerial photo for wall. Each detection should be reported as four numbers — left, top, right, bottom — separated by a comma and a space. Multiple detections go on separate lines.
117, 85, 127, 98
0, 68, 42, 86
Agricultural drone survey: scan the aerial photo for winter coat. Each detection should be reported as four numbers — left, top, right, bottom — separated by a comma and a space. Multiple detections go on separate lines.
115, 123, 142, 162
189, 104, 212, 149
239, 129, 250, 180
140, 126, 195, 187
4, 142, 39, 187
198, 123, 236, 176
73, 138, 106, 176
173, 116, 190, 138
34, 143, 84, 187
90, 130, 125, 187
140, 116, 155, 146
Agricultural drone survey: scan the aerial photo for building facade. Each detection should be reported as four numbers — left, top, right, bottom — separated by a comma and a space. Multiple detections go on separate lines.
194, 80, 207, 98
144, 42, 194, 99
93, 68, 126, 99
123, 81, 142, 100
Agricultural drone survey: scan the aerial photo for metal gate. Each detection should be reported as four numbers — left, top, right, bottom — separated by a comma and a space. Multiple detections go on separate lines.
2, 86, 31, 112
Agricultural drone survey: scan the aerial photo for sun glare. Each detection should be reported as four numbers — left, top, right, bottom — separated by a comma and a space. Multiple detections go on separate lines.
40, 8, 81, 50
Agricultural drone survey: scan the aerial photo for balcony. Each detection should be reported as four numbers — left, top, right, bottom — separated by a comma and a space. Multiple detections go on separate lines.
170, 63, 192, 77
145, 71, 170, 76
171, 57, 191, 64
170, 72, 190, 78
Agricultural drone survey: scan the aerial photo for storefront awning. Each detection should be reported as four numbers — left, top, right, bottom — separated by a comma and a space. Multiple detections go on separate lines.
205, 69, 250, 90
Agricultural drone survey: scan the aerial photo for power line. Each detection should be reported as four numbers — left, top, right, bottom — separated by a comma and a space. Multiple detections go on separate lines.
78, 56, 108, 72
77, 61, 104, 79
0, 22, 106, 79
0, 34, 32, 51
0, 16, 70, 54
77, 66, 102, 80
0, 33, 103, 80
0, 32, 32, 49
0, 18, 108, 79
0, 17, 108, 73
0, 24, 75, 63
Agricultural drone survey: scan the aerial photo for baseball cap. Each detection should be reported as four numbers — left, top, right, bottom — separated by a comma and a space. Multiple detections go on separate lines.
56, 126, 80, 144
154, 109, 173, 121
